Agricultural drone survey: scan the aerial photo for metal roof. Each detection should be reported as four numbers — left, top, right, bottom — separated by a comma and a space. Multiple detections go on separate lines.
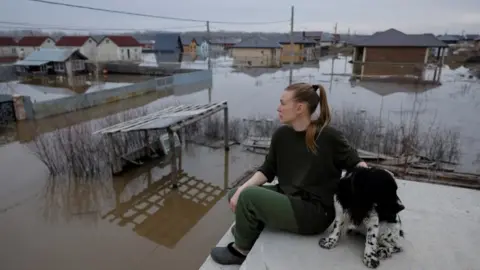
18, 48, 84, 63
14, 60, 49, 66
233, 36, 282, 49
353, 28, 448, 47
278, 33, 316, 44
93, 101, 228, 134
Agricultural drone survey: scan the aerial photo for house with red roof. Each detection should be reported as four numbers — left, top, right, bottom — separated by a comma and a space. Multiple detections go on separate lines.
96, 36, 142, 62
0, 37, 17, 58
17, 36, 56, 58
56, 36, 97, 60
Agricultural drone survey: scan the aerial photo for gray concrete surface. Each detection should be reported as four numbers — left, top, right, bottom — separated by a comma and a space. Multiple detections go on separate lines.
200, 180, 480, 270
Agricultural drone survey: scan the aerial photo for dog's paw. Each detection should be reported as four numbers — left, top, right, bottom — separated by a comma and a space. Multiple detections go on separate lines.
319, 237, 338, 249
376, 246, 392, 259
392, 246, 403, 253
363, 253, 380, 268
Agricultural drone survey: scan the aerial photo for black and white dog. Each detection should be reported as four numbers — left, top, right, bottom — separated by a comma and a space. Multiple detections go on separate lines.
319, 167, 405, 268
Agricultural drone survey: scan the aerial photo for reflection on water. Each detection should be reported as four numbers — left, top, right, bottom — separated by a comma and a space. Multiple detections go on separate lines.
0, 74, 155, 103
104, 166, 226, 248
42, 173, 111, 225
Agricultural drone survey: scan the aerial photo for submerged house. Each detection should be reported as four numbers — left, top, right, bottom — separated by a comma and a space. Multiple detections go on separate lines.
230, 37, 282, 67
180, 36, 197, 54
351, 28, 447, 81
154, 33, 183, 55
194, 37, 210, 56
14, 48, 88, 76
278, 34, 317, 64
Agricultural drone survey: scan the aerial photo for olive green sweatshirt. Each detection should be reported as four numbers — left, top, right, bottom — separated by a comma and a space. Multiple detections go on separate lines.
257, 124, 362, 230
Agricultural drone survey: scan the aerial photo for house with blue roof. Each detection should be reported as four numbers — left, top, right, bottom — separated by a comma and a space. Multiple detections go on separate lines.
14, 48, 88, 76
153, 33, 183, 55
230, 36, 282, 67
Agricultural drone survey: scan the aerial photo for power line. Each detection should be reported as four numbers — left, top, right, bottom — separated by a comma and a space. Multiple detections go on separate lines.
0, 20, 206, 32
27, 0, 289, 25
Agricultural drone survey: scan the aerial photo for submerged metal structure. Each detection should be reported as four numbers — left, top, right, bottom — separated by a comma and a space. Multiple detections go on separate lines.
93, 100, 229, 187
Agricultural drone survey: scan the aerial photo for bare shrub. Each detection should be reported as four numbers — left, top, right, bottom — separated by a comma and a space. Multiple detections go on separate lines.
42, 174, 111, 224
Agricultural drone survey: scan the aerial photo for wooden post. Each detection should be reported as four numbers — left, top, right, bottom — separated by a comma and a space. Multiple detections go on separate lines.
224, 106, 230, 151
168, 129, 178, 189
437, 47, 445, 83
432, 47, 441, 82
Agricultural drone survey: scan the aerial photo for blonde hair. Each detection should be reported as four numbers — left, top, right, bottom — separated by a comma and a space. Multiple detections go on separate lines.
285, 83, 331, 154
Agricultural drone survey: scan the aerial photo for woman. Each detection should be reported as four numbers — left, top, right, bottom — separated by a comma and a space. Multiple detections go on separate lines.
210, 83, 367, 265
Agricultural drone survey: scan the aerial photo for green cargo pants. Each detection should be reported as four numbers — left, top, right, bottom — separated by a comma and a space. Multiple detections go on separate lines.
228, 185, 333, 251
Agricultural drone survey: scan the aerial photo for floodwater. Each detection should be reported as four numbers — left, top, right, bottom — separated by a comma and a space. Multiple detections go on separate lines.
0, 54, 479, 270
151, 55, 480, 174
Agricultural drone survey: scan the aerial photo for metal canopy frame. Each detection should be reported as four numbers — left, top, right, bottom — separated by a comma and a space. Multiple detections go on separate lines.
93, 100, 230, 188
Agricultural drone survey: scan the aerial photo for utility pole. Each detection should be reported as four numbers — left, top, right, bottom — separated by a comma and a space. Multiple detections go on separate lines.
289, 5, 294, 85
207, 20, 212, 103
345, 27, 350, 73
207, 20, 211, 70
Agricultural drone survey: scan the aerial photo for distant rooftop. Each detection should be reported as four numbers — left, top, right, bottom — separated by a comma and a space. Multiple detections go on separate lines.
353, 28, 448, 47
0, 37, 17, 46
278, 33, 316, 44
99, 36, 141, 47
232, 36, 282, 49
56, 36, 95, 46
17, 36, 53, 46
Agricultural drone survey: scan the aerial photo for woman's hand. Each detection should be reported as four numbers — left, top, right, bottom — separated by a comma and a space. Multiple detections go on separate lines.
229, 186, 245, 212
356, 161, 369, 168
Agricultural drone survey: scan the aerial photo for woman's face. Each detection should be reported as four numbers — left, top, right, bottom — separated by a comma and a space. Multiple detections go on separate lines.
277, 90, 304, 124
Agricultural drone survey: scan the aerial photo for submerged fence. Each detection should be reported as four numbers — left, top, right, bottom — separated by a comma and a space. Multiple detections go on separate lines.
23, 69, 211, 120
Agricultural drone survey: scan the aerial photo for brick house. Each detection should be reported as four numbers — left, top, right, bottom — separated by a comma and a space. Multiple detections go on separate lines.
96, 36, 142, 62
17, 36, 56, 58
55, 36, 98, 60
351, 28, 447, 79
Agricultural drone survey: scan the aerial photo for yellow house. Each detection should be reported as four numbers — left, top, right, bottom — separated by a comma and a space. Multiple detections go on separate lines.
230, 37, 282, 67
279, 38, 317, 64
181, 37, 197, 54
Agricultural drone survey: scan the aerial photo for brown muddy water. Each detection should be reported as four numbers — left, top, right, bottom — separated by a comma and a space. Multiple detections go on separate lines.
0, 55, 479, 270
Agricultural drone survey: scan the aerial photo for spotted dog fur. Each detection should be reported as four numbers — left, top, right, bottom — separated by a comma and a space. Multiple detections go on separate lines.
319, 167, 405, 269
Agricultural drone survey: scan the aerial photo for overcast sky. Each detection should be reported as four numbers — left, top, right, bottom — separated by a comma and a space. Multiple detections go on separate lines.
2, 0, 480, 35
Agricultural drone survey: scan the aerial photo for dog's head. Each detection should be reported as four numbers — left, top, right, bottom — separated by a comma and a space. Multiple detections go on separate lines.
341, 167, 405, 222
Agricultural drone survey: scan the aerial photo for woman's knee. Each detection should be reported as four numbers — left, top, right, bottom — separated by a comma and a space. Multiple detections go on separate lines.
237, 186, 265, 204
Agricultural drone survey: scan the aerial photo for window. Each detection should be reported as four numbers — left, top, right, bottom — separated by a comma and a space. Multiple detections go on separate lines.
89, 40, 92, 43
106, 39, 110, 43
54, 62, 65, 72
73, 60, 84, 70
12, 48, 15, 53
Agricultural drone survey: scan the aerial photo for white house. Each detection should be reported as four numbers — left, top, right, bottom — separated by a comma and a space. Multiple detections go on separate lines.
17, 36, 56, 58
0, 37, 17, 58
96, 36, 142, 62
55, 36, 97, 60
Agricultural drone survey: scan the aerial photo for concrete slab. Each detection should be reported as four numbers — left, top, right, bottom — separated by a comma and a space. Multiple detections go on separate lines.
200, 180, 480, 270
